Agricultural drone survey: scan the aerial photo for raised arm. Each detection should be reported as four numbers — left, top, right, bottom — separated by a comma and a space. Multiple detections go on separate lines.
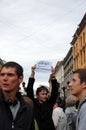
48, 67, 59, 106
26, 65, 36, 100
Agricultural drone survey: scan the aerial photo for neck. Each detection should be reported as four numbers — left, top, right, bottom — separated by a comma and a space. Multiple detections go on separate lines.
2, 90, 17, 101
77, 90, 86, 101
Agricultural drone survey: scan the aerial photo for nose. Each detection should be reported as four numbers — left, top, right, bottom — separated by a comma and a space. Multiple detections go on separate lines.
68, 81, 72, 88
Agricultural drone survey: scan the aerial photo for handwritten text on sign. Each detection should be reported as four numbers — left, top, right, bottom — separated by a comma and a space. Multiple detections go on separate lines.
36, 60, 52, 73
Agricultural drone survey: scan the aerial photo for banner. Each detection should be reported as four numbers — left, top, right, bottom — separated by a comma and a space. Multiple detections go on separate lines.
35, 60, 52, 73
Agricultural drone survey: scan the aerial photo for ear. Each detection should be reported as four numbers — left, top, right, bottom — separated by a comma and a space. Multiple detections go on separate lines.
82, 82, 86, 89
19, 76, 23, 84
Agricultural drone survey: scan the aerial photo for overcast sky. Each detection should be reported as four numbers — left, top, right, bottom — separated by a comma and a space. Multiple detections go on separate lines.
0, 0, 86, 89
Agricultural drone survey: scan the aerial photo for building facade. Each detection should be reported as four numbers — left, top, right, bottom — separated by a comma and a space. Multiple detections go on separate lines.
55, 61, 64, 97
62, 47, 73, 97
71, 13, 86, 70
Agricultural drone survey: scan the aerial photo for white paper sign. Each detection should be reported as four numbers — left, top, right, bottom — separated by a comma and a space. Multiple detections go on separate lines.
35, 60, 52, 73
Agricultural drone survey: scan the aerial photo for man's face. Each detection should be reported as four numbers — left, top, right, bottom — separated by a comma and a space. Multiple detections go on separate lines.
69, 73, 83, 99
0, 67, 23, 92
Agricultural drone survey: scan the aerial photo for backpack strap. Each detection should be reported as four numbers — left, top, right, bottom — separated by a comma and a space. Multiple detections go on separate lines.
77, 99, 86, 124
78, 99, 86, 111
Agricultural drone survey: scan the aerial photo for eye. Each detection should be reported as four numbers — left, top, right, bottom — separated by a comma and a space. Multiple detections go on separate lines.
72, 78, 76, 82
7, 73, 15, 76
0, 73, 5, 76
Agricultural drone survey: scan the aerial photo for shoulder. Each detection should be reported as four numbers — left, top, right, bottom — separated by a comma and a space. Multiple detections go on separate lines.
78, 97, 86, 112
53, 107, 63, 115
19, 94, 33, 109
79, 102, 86, 116
76, 98, 86, 130
23, 95, 33, 107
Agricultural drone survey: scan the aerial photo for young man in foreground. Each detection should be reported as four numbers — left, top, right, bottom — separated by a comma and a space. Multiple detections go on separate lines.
0, 61, 34, 130
69, 68, 86, 130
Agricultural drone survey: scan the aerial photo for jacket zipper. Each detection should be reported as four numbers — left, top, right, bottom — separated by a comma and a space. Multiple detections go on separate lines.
12, 121, 14, 129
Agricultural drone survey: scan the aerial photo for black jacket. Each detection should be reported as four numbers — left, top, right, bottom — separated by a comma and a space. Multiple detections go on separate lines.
0, 90, 34, 130
27, 78, 59, 130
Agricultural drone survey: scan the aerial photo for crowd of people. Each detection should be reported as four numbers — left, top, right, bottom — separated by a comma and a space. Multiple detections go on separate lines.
0, 61, 86, 130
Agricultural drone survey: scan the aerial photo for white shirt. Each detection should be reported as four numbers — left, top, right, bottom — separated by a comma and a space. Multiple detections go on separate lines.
52, 107, 67, 130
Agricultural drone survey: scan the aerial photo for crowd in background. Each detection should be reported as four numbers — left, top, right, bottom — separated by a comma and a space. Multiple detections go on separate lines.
0, 61, 86, 130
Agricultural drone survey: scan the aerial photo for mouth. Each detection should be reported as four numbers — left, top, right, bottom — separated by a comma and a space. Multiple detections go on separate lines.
70, 88, 73, 91
2, 84, 9, 86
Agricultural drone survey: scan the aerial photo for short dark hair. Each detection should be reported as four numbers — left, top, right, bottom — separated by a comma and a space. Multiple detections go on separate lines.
36, 85, 49, 95
1, 61, 23, 77
73, 68, 86, 83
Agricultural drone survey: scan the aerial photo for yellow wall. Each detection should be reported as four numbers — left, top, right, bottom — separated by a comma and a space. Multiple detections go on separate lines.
73, 26, 86, 70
